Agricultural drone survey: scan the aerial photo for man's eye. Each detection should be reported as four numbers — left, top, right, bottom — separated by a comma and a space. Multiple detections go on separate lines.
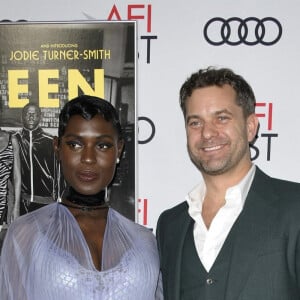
218, 115, 229, 122
188, 121, 201, 128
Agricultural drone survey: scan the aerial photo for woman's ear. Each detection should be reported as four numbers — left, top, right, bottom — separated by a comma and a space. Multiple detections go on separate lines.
53, 137, 60, 160
117, 139, 125, 160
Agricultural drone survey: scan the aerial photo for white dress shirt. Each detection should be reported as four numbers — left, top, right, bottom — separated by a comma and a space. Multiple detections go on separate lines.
186, 165, 256, 272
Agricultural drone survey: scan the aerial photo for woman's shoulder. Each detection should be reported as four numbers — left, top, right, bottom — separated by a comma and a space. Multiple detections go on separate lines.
7, 203, 58, 237
109, 208, 155, 241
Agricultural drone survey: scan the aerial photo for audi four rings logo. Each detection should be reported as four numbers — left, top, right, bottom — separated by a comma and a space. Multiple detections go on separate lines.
203, 17, 282, 46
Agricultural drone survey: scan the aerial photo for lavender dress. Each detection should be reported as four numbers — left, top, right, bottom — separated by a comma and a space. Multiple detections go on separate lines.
0, 203, 163, 299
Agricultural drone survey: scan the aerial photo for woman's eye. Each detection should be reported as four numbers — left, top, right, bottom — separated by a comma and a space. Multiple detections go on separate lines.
97, 143, 113, 150
66, 141, 82, 149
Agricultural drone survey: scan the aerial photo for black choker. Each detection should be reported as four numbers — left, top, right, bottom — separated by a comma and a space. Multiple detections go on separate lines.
60, 202, 109, 212
62, 186, 107, 207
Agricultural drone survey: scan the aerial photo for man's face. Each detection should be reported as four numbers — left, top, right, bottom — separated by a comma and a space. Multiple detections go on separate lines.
185, 84, 258, 177
22, 105, 41, 130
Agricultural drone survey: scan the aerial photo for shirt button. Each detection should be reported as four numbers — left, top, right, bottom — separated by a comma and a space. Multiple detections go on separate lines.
206, 278, 214, 285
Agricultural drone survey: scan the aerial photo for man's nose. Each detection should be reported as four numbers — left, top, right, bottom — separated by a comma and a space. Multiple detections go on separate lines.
28, 113, 35, 121
201, 122, 218, 139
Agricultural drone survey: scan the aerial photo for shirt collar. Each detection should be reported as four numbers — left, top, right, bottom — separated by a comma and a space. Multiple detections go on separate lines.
186, 164, 256, 214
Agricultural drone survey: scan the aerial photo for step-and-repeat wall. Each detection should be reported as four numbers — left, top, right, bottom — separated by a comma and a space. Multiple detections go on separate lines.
2, 0, 299, 230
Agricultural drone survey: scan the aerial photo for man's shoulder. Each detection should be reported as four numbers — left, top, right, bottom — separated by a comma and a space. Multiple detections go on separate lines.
158, 201, 188, 223
156, 201, 191, 243
270, 177, 300, 208
37, 128, 54, 140
12, 130, 22, 138
253, 167, 300, 213
255, 167, 300, 193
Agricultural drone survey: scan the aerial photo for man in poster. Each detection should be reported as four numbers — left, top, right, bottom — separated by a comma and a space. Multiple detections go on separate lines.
14, 102, 58, 214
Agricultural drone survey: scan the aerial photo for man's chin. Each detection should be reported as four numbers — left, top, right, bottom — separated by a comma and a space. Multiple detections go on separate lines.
192, 159, 228, 176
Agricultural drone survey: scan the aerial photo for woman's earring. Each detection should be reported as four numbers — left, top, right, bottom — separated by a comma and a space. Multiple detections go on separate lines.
105, 187, 108, 202
57, 162, 62, 202
116, 158, 120, 164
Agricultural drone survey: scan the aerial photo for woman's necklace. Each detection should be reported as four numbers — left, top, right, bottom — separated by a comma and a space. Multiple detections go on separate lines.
60, 202, 109, 211
60, 186, 109, 211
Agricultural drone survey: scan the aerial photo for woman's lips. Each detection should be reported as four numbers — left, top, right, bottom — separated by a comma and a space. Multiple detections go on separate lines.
77, 171, 98, 182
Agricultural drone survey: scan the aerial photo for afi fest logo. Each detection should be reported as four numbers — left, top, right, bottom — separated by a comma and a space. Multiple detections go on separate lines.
137, 198, 148, 226
105, 4, 158, 145
203, 17, 282, 46
107, 4, 157, 63
251, 102, 278, 161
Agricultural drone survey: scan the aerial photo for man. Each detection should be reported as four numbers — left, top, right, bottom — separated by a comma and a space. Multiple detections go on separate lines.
156, 67, 300, 299
14, 103, 58, 214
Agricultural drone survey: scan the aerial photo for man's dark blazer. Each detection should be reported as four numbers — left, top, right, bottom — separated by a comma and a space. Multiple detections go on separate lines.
156, 167, 300, 300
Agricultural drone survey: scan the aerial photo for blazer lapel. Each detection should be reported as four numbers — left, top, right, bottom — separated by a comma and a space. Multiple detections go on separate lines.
224, 168, 279, 300
163, 206, 192, 300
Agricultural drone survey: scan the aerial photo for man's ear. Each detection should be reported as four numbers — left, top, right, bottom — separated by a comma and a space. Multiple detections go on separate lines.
53, 137, 60, 160
247, 113, 259, 144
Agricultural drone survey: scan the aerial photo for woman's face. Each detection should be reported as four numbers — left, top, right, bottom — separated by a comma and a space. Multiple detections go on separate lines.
54, 114, 123, 195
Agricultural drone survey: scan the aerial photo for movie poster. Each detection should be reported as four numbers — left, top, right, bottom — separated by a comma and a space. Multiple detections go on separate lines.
0, 21, 136, 243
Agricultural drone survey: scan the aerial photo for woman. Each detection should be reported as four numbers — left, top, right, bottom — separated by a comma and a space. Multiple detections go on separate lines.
0, 95, 162, 299
0, 128, 21, 249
